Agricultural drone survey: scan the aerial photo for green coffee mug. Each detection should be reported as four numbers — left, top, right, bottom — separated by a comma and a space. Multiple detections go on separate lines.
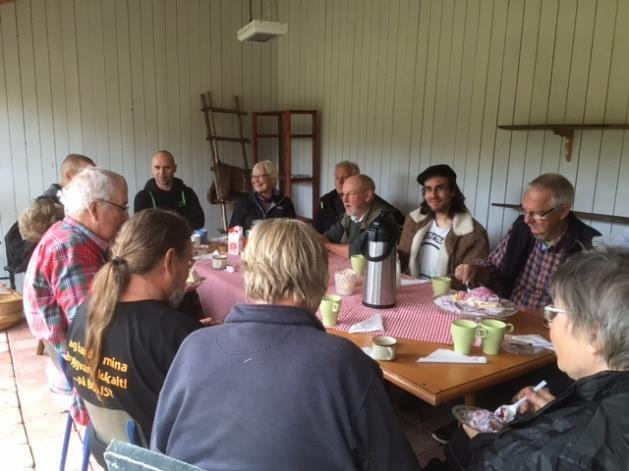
432, 276, 452, 297
319, 295, 342, 328
450, 319, 486, 355
479, 319, 514, 355
351, 254, 366, 277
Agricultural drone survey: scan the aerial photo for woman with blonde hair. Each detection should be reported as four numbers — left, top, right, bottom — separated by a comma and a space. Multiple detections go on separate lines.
228, 159, 296, 231
152, 219, 419, 470
66, 209, 200, 451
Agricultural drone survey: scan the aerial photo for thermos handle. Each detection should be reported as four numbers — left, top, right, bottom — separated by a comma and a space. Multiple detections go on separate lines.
364, 241, 396, 262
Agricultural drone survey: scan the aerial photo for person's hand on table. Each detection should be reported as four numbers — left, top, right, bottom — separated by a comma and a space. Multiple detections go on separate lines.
511, 386, 555, 414
454, 264, 476, 285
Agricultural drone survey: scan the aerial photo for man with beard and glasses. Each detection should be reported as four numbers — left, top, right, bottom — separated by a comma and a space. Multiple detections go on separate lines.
66, 209, 201, 463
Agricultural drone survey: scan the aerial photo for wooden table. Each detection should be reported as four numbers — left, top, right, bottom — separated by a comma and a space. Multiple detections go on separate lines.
330, 311, 555, 406
195, 255, 555, 406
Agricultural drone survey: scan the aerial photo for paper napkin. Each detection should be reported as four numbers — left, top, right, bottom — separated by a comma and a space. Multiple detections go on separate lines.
417, 348, 487, 364
400, 278, 432, 287
349, 314, 384, 333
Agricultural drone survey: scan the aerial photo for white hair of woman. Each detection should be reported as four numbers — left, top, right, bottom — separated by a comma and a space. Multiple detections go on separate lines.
251, 160, 279, 188
59, 167, 125, 217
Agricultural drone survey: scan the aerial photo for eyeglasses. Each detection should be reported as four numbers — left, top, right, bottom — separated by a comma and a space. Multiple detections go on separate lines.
519, 205, 564, 221
543, 304, 568, 327
251, 174, 269, 180
341, 190, 367, 199
99, 199, 129, 213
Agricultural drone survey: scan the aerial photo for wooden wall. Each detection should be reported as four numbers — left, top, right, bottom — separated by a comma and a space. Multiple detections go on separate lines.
2, 0, 629, 281
276, 0, 629, 245
0, 0, 277, 277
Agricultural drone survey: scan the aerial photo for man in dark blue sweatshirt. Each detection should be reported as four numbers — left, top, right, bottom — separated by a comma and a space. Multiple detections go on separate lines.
151, 219, 420, 471
134, 150, 205, 229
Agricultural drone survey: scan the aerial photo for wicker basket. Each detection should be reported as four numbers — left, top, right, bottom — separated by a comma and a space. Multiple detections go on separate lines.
0, 288, 24, 331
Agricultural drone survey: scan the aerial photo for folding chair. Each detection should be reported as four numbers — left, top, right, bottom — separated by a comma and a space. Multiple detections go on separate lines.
104, 440, 204, 471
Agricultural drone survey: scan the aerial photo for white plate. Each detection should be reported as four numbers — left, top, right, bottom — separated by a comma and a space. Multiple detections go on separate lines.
433, 292, 517, 319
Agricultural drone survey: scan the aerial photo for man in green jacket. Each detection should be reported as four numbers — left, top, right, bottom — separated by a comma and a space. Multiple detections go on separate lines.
322, 174, 399, 258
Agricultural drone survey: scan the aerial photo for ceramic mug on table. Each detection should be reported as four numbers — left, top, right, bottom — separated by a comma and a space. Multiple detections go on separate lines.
319, 295, 342, 327
351, 254, 366, 277
451, 319, 486, 355
432, 276, 452, 297
371, 335, 398, 361
479, 319, 514, 355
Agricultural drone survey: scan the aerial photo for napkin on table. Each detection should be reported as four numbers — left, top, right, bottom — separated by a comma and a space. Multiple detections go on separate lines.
400, 278, 432, 287
348, 314, 384, 333
417, 348, 487, 364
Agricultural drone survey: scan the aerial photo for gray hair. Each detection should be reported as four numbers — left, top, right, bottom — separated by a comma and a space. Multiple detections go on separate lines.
252, 160, 278, 187
550, 249, 629, 370
59, 167, 125, 217
336, 161, 360, 175
527, 173, 575, 207
354, 174, 376, 192
242, 219, 328, 312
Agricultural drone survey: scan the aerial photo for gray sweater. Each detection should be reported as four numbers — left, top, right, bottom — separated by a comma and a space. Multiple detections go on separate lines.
151, 304, 420, 471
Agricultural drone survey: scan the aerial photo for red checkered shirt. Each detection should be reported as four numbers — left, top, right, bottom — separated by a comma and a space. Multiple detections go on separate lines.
479, 226, 569, 309
23, 217, 108, 354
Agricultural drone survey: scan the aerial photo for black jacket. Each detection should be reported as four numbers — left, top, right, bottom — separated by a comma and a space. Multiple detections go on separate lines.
492, 213, 600, 299
314, 189, 405, 233
228, 191, 296, 231
4, 183, 62, 274
134, 178, 205, 229
151, 304, 420, 471
466, 370, 629, 470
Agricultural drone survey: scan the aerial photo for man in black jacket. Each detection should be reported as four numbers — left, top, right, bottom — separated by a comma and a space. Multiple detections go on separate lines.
454, 173, 600, 309
4, 153, 94, 275
134, 151, 205, 229
314, 160, 404, 233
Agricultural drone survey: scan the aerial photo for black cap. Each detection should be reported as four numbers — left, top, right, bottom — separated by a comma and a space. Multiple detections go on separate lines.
416, 164, 457, 185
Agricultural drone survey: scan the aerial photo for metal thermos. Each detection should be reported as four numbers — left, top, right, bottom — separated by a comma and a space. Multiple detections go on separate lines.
362, 214, 400, 308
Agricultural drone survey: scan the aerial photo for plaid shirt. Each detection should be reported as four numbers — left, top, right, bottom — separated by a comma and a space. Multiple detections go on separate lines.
23, 217, 108, 355
479, 226, 569, 309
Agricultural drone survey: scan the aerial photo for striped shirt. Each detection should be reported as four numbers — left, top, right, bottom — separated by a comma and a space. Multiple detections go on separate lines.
479, 225, 569, 309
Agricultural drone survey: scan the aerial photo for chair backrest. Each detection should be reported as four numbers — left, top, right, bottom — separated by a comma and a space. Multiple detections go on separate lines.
84, 401, 148, 448
104, 440, 205, 471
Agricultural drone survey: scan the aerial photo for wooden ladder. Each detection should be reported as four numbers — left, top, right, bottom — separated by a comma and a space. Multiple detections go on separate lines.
200, 92, 250, 232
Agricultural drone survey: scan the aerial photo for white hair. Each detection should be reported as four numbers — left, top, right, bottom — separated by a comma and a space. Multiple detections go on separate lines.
59, 167, 125, 216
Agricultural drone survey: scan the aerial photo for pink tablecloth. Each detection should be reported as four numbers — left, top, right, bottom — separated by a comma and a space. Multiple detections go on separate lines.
320, 282, 461, 344
195, 253, 460, 344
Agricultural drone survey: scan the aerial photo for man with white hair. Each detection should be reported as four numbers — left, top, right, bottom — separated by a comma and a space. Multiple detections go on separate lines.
455, 173, 600, 309
23, 167, 128, 367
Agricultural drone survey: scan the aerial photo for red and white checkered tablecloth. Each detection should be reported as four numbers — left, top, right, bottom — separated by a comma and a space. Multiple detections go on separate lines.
320, 281, 462, 344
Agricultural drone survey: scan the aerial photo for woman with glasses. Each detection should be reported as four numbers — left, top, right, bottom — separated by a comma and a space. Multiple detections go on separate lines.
431, 249, 629, 470
228, 160, 296, 231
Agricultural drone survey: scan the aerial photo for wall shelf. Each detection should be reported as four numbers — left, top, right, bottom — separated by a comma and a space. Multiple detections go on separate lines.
492, 203, 629, 225
497, 124, 629, 162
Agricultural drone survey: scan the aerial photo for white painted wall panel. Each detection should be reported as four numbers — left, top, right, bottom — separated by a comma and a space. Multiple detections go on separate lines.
277, 0, 629, 247
0, 0, 277, 280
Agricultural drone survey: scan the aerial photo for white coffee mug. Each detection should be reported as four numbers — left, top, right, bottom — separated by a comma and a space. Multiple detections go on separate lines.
371, 335, 398, 361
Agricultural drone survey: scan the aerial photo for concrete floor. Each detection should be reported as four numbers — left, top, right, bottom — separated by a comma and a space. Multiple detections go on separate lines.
1, 319, 447, 470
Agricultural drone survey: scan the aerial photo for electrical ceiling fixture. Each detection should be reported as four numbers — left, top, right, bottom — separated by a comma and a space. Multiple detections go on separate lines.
237, 0, 287, 42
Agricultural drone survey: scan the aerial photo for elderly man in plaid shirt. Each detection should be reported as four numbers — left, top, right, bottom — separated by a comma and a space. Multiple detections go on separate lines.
23, 166, 128, 415
454, 173, 599, 310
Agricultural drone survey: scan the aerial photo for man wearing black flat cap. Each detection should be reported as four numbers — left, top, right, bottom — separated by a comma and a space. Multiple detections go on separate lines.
398, 164, 489, 282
